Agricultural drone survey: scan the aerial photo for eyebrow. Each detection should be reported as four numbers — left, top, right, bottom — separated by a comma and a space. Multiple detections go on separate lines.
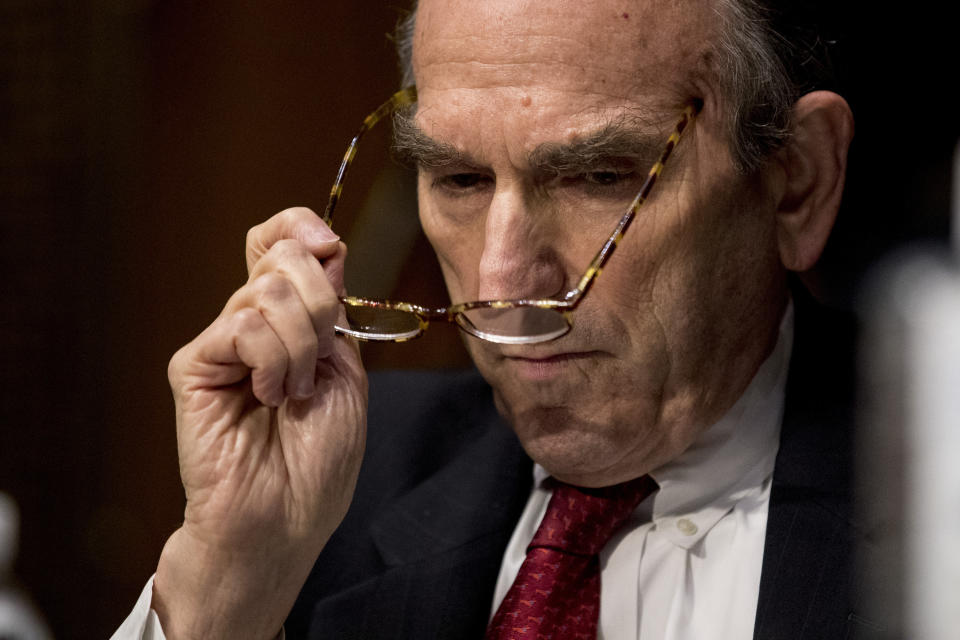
392, 109, 468, 168
392, 108, 663, 174
529, 119, 662, 174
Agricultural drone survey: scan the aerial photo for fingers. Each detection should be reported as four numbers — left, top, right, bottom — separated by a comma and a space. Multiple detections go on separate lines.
226, 241, 346, 401
242, 237, 345, 353
237, 275, 321, 401
246, 207, 340, 277
203, 308, 294, 407
247, 239, 339, 332
170, 211, 352, 408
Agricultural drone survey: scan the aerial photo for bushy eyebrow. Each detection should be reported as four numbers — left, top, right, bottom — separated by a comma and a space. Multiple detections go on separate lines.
393, 109, 470, 168
528, 119, 662, 174
392, 108, 662, 173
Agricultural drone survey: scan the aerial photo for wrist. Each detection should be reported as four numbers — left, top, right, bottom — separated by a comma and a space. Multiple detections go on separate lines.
153, 527, 313, 640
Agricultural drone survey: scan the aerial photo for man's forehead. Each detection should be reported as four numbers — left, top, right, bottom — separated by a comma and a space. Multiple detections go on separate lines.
413, 0, 717, 94
409, 0, 717, 165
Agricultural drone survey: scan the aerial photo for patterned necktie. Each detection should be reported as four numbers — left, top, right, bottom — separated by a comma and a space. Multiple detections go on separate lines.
486, 474, 658, 640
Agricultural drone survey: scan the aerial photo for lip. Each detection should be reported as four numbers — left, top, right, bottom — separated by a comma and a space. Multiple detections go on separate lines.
502, 350, 601, 381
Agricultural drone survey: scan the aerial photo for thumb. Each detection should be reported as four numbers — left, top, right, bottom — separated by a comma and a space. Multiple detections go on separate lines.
246, 207, 340, 274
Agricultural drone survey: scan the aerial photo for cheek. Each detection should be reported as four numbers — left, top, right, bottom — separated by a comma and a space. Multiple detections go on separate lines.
641, 176, 781, 366
591, 162, 779, 350
650, 156, 775, 281
589, 196, 682, 312
417, 182, 481, 301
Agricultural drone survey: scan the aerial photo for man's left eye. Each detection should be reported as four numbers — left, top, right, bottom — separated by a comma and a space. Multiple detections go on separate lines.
551, 165, 640, 198
585, 170, 630, 186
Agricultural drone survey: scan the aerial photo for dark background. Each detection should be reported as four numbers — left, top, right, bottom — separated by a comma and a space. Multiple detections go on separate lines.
0, 2, 955, 637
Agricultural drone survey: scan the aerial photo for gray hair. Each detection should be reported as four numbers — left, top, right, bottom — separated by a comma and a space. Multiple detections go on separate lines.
392, 0, 835, 174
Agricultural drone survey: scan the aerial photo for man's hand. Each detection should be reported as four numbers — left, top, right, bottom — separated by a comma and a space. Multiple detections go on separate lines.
153, 207, 367, 639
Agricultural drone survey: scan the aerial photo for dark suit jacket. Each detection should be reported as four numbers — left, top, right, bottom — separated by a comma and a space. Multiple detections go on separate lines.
285, 293, 880, 639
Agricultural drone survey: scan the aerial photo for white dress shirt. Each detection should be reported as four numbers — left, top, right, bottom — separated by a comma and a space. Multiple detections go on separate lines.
111, 575, 163, 640
491, 305, 793, 640
115, 307, 793, 640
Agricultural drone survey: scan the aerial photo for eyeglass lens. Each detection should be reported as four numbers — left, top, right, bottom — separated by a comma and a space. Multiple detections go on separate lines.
340, 305, 423, 341
455, 307, 570, 344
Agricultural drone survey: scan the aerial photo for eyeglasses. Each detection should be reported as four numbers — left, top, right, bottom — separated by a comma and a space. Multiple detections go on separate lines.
322, 86, 697, 344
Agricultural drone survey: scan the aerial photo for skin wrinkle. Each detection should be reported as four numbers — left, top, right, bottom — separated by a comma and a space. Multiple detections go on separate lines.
424, 27, 649, 66
416, 10, 695, 96
405, 2, 731, 153
414, 0, 788, 487
654, 168, 780, 435
424, 57, 659, 88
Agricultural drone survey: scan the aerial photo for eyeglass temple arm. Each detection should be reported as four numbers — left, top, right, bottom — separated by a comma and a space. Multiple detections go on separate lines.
321, 86, 419, 225
562, 104, 698, 307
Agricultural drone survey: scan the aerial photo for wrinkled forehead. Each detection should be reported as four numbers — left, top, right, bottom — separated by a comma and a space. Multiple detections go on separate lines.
413, 0, 717, 106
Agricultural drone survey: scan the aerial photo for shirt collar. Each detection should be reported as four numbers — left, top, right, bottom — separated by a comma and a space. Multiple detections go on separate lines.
648, 300, 794, 548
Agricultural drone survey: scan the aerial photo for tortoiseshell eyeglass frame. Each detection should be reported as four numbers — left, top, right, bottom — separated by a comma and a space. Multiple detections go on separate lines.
322, 85, 698, 344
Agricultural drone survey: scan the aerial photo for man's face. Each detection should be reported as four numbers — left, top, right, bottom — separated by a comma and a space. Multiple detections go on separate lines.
410, 0, 789, 486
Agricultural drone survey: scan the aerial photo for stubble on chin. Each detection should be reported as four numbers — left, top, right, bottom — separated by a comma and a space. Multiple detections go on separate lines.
488, 381, 670, 486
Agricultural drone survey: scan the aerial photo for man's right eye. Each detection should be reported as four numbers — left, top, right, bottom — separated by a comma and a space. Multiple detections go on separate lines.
432, 172, 493, 193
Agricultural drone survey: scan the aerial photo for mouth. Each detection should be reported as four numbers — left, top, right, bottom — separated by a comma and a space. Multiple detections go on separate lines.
502, 350, 602, 381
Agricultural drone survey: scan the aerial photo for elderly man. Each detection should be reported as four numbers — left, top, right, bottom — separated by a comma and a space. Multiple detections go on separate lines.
117, 0, 867, 638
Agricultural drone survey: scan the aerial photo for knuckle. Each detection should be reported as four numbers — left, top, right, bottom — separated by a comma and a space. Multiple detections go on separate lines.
245, 221, 267, 254
278, 206, 316, 222
251, 272, 293, 302
269, 238, 310, 263
245, 208, 315, 263
251, 238, 313, 279
232, 306, 265, 333
303, 287, 338, 328
245, 224, 266, 272
167, 345, 188, 386
245, 223, 260, 247
291, 330, 320, 360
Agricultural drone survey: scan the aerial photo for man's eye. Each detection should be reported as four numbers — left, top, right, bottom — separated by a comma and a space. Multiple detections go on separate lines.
585, 169, 632, 186
435, 173, 491, 191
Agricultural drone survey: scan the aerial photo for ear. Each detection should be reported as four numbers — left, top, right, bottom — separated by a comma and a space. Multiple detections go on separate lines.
774, 91, 854, 271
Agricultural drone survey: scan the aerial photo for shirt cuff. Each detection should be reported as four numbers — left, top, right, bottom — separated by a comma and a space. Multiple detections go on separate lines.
110, 575, 286, 640
110, 575, 164, 640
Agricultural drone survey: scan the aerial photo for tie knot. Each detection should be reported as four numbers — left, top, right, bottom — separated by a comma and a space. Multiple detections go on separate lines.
530, 475, 658, 556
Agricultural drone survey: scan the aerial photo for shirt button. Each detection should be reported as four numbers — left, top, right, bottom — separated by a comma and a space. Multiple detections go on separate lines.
676, 518, 698, 536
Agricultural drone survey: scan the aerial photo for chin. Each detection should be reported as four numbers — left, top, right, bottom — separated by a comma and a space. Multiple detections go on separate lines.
493, 397, 638, 486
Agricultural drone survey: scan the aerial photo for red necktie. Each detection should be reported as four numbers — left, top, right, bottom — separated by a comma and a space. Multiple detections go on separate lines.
486, 475, 658, 640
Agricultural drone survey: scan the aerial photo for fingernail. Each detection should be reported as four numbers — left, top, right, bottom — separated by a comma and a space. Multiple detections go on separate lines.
295, 377, 315, 399
306, 222, 340, 244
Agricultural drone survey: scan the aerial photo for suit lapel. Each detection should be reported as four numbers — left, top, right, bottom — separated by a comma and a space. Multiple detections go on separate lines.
753, 287, 880, 639
369, 417, 532, 567
302, 372, 532, 639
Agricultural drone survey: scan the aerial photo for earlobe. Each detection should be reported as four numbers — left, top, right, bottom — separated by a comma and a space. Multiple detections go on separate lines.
775, 91, 854, 272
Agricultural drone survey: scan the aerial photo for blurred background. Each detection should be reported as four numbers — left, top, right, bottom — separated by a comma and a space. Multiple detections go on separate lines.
0, 1, 956, 637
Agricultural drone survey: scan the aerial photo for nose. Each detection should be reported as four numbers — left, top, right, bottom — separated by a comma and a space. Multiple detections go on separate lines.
476, 186, 566, 302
